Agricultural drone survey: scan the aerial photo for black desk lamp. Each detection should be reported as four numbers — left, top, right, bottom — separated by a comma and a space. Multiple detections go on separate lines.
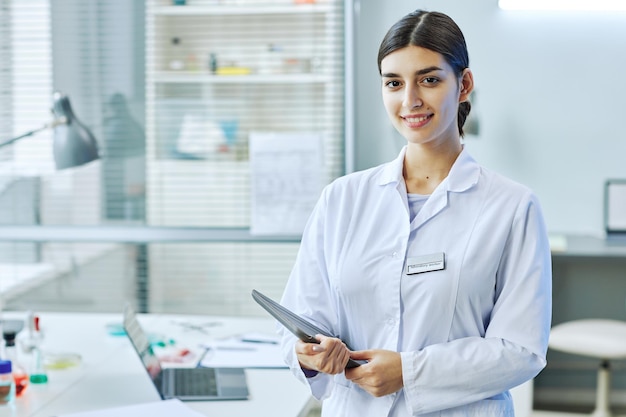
0, 92, 99, 169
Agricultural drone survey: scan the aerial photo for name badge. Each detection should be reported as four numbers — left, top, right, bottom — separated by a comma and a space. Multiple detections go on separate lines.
406, 252, 445, 275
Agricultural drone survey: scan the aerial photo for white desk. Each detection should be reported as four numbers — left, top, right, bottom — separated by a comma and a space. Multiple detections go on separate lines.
3, 312, 313, 417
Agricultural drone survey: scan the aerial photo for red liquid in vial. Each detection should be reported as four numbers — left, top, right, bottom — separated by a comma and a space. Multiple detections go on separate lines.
14, 372, 28, 396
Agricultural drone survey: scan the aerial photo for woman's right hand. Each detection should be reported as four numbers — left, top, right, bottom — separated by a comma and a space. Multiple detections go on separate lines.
296, 334, 351, 375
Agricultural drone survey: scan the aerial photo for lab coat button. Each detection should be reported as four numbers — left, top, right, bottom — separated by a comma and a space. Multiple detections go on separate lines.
392, 251, 398, 258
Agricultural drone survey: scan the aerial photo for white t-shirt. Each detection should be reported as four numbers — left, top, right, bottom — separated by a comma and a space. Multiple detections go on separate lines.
407, 193, 429, 223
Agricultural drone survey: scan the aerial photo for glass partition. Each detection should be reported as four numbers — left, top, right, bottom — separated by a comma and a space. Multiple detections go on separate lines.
3, 241, 297, 316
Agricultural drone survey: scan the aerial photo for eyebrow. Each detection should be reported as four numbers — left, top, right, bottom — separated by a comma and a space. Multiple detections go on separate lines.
381, 66, 443, 78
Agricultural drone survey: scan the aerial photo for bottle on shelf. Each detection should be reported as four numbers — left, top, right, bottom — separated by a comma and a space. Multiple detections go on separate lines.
186, 53, 200, 72
2, 331, 28, 397
0, 360, 14, 406
258, 43, 285, 74
209, 53, 218, 74
168, 37, 185, 71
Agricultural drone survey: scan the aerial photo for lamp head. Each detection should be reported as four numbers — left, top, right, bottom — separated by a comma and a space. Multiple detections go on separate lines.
51, 92, 99, 170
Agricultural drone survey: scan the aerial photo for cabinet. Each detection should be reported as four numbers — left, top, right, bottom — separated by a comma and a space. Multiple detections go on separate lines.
144, 0, 349, 314
145, 0, 347, 228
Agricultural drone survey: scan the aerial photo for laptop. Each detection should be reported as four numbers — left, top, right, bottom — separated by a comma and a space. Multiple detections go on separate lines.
122, 304, 249, 401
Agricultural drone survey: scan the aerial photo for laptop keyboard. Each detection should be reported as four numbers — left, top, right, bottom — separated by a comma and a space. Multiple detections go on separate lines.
174, 368, 218, 396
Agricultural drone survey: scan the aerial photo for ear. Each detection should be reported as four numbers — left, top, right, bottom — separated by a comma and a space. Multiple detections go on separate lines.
458, 69, 474, 103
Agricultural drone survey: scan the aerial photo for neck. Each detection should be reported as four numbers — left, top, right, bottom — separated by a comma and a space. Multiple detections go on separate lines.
403, 142, 462, 194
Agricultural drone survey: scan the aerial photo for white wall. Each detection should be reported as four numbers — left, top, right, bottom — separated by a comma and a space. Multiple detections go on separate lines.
354, 0, 626, 235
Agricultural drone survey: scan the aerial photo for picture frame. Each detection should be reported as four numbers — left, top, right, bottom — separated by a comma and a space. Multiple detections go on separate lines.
604, 179, 626, 234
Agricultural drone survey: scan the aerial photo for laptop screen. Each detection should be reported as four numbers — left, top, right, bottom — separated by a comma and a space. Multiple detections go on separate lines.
123, 306, 163, 382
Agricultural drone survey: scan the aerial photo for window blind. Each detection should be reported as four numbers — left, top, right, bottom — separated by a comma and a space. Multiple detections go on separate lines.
0, 0, 53, 269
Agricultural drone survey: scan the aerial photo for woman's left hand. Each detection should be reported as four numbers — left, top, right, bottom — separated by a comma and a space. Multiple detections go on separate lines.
345, 349, 403, 397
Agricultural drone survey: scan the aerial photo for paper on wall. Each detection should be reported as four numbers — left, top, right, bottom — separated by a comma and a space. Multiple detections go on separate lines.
249, 132, 324, 236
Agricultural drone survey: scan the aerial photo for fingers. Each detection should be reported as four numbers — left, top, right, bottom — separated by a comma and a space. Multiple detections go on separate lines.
295, 335, 351, 375
348, 349, 372, 361
311, 344, 326, 352
344, 350, 403, 397
294, 339, 322, 355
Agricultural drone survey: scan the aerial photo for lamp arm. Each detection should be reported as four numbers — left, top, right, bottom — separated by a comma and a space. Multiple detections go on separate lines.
0, 117, 68, 150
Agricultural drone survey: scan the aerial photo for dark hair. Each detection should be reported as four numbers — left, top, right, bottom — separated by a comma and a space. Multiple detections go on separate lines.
377, 10, 471, 137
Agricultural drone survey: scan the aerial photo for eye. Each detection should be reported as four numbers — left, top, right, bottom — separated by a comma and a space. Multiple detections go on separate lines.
421, 76, 440, 85
384, 79, 402, 89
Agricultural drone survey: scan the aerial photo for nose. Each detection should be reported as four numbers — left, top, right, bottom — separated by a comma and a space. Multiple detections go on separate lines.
403, 84, 423, 109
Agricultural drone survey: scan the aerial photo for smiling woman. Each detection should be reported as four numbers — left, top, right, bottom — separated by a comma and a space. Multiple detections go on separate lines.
277, 9, 552, 417
377, 11, 473, 195
379, 46, 472, 193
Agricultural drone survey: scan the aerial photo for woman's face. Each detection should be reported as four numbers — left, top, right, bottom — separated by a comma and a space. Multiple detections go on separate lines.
380, 45, 472, 148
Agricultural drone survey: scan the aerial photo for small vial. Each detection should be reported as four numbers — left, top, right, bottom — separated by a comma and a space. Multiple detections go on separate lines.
0, 360, 15, 406
19, 311, 42, 354
29, 347, 48, 384
2, 331, 28, 396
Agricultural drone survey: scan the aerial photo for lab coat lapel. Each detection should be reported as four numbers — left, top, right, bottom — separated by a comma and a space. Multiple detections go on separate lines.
380, 146, 480, 231
410, 183, 448, 231
409, 148, 480, 231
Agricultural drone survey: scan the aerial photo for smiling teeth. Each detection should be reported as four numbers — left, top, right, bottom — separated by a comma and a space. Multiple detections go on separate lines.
405, 115, 429, 123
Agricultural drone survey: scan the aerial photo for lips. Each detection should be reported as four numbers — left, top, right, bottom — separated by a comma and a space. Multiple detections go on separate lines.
402, 114, 433, 128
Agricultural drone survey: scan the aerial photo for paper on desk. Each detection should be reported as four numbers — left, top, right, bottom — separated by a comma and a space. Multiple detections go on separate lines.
200, 333, 287, 369
57, 399, 204, 417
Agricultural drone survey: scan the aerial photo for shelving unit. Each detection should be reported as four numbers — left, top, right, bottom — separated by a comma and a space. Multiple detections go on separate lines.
146, 0, 346, 227
144, 0, 349, 313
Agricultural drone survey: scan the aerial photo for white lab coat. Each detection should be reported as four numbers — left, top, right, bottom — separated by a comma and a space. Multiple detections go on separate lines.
279, 146, 552, 417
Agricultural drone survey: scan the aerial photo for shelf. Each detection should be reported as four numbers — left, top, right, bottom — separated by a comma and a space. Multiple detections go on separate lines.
151, 71, 332, 84
149, 157, 248, 168
153, 3, 333, 16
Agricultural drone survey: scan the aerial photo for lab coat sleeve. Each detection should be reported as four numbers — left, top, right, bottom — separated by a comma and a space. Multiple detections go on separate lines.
402, 192, 552, 415
278, 185, 337, 400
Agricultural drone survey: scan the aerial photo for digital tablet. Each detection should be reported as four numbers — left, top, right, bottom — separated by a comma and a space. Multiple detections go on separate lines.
251, 289, 363, 368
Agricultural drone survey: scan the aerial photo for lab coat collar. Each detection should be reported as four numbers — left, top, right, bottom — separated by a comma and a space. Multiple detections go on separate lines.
378, 145, 480, 193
